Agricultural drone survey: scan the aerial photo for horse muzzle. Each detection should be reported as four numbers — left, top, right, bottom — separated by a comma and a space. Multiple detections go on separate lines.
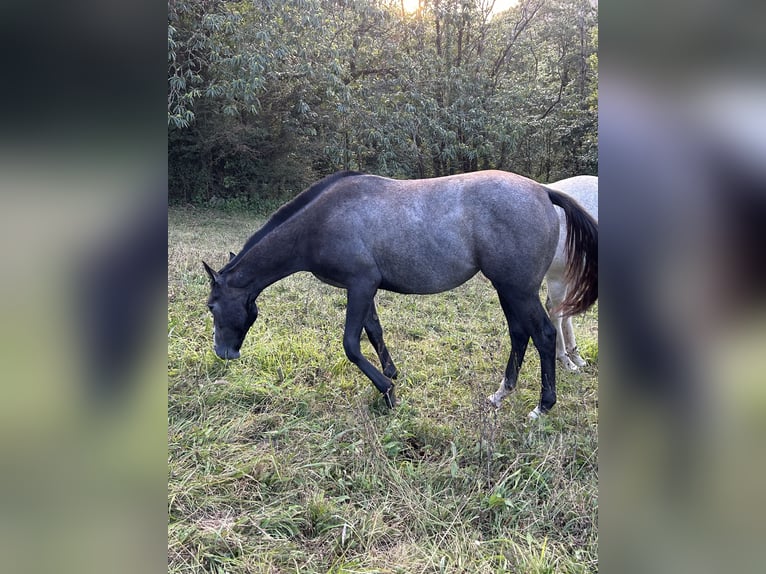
215, 346, 240, 360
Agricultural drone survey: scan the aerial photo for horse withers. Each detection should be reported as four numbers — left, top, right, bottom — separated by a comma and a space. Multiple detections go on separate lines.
203, 170, 597, 418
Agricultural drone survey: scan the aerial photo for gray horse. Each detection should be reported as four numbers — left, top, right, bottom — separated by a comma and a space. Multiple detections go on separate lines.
545, 175, 598, 371
203, 170, 597, 418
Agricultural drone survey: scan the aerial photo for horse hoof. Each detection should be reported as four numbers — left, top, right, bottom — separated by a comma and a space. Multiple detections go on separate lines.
571, 355, 587, 368
383, 386, 397, 409
558, 356, 579, 371
528, 406, 543, 420
384, 365, 399, 380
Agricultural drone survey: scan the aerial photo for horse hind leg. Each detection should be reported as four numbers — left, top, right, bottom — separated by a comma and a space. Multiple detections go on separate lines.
363, 302, 398, 380
490, 287, 557, 419
525, 295, 558, 418
487, 315, 529, 409
487, 288, 529, 408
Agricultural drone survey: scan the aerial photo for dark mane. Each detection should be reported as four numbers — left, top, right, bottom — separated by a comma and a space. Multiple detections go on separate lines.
222, 171, 363, 272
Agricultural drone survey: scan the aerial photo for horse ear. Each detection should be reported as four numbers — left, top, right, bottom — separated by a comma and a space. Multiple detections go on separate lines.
202, 261, 219, 284
229, 251, 236, 261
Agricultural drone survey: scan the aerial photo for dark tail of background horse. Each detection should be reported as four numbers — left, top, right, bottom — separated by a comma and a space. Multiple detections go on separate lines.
547, 189, 598, 317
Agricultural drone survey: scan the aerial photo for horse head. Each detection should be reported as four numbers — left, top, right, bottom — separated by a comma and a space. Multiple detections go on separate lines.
202, 260, 258, 360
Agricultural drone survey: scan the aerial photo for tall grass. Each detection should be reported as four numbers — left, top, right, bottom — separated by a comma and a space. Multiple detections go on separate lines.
169, 206, 598, 573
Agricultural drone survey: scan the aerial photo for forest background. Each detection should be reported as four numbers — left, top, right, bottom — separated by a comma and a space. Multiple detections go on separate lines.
168, 0, 597, 205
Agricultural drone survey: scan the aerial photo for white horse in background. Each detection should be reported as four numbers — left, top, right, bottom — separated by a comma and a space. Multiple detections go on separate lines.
545, 175, 598, 371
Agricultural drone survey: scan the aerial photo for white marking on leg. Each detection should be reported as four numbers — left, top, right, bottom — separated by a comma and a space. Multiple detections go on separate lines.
487, 377, 511, 408
528, 405, 543, 420
568, 347, 587, 368
557, 353, 579, 371
563, 319, 587, 367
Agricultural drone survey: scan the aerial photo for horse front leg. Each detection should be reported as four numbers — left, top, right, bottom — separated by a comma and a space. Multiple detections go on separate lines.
363, 301, 398, 380
343, 286, 397, 408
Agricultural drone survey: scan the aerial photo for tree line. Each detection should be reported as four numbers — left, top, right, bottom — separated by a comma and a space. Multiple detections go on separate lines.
168, 0, 597, 204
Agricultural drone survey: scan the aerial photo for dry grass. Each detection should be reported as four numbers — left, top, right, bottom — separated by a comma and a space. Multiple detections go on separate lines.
168, 206, 598, 573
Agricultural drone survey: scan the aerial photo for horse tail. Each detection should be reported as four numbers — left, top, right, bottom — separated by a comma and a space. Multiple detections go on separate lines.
546, 188, 598, 316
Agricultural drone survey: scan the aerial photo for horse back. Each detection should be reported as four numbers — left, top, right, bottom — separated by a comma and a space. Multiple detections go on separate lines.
304, 171, 560, 294
547, 175, 598, 220
546, 176, 598, 277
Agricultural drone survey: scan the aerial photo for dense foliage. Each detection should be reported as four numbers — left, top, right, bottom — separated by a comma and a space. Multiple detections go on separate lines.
168, 0, 597, 204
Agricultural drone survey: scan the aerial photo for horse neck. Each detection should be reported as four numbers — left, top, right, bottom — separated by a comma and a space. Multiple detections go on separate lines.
227, 222, 308, 294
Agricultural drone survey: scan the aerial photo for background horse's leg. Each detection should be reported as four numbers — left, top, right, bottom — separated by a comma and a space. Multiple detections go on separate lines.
562, 316, 587, 367
343, 285, 396, 408
546, 277, 579, 371
363, 302, 398, 379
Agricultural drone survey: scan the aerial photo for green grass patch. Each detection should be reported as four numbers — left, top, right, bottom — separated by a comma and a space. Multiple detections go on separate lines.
169, 207, 598, 573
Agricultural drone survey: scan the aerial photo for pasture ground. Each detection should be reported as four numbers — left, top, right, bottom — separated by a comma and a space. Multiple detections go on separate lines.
168, 206, 598, 573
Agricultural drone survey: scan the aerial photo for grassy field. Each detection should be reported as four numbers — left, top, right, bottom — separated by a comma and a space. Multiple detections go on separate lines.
168, 206, 598, 573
